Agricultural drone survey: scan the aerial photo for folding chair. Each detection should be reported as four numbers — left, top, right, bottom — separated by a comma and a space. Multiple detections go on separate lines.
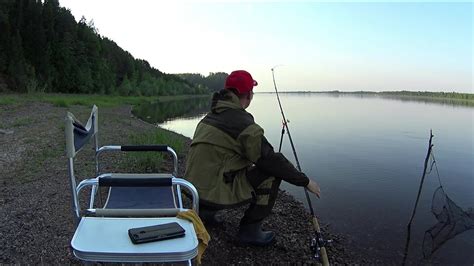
65, 105, 199, 264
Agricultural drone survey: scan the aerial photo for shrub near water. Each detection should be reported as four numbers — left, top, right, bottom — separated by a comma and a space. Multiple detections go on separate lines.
126, 129, 185, 173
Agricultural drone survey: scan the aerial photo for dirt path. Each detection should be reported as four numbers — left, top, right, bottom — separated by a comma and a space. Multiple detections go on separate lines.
0, 102, 367, 264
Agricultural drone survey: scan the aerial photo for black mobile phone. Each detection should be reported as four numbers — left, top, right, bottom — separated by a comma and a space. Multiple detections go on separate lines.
128, 222, 186, 244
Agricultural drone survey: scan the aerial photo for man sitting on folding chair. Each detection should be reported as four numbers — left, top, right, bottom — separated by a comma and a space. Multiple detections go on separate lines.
185, 70, 321, 246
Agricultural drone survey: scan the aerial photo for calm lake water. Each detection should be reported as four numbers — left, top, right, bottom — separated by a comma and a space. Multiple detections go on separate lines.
133, 93, 474, 264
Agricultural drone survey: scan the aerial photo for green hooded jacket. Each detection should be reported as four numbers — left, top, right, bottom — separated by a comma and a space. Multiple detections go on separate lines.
185, 90, 309, 206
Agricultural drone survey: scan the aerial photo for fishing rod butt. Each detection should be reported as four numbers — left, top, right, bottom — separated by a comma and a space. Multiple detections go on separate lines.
320, 247, 329, 266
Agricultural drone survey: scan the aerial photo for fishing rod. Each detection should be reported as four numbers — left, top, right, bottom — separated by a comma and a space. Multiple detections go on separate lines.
271, 66, 329, 265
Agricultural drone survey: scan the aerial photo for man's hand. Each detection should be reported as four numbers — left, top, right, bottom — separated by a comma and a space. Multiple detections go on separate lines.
306, 179, 321, 198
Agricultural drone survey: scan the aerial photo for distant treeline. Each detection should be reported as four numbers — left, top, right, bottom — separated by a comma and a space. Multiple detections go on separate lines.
268, 90, 474, 100
0, 0, 220, 96
178, 72, 228, 93
378, 90, 474, 100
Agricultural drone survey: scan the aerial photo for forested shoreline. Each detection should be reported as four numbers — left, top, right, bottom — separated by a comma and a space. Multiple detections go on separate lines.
0, 0, 227, 96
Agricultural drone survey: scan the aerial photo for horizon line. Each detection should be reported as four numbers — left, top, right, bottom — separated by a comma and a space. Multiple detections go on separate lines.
255, 90, 473, 94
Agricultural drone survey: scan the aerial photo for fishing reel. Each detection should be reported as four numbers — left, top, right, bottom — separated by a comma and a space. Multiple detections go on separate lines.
310, 234, 332, 261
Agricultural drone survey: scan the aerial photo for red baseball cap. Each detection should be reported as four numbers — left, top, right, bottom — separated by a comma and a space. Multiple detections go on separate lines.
225, 70, 258, 94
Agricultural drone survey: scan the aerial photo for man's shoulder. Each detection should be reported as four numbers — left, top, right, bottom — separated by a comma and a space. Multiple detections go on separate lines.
200, 109, 258, 139
207, 108, 255, 125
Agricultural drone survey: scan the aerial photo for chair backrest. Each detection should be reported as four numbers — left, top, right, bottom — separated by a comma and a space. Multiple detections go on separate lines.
65, 105, 99, 220
65, 105, 99, 159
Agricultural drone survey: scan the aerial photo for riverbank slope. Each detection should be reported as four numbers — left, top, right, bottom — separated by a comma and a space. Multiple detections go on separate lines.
0, 101, 367, 264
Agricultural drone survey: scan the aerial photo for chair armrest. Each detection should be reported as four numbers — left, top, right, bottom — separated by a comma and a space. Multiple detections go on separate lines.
99, 176, 172, 187
121, 145, 169, 152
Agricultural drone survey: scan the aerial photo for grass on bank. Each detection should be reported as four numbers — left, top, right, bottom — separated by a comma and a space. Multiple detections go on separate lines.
125, 128, 186, 173
0, 96, 17, 105
0, 93, 208, 107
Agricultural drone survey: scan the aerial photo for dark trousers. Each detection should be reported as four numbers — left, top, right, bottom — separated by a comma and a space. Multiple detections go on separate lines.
241, 167, 282, 225
200, 167, 282, 225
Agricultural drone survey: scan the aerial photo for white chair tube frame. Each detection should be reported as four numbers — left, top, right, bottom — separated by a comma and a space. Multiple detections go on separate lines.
95, 146, 178, 176
74, 174, 199, 221
93, 146, 181, 210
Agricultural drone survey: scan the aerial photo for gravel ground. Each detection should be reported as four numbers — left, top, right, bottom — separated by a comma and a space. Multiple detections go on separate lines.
0, 102, 370, 264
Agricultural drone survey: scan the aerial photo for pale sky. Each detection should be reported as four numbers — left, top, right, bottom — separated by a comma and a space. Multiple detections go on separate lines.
60, 1, 473, 93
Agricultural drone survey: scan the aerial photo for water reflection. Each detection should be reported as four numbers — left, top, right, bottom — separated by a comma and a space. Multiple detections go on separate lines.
132, 96, 210, 124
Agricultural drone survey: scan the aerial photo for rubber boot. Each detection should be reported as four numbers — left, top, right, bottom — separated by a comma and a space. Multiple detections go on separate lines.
199, 208, 224, 227
237, 222, 275, 246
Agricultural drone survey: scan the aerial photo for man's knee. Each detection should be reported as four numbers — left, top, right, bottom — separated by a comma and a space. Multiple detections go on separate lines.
254, 176, 281, 205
